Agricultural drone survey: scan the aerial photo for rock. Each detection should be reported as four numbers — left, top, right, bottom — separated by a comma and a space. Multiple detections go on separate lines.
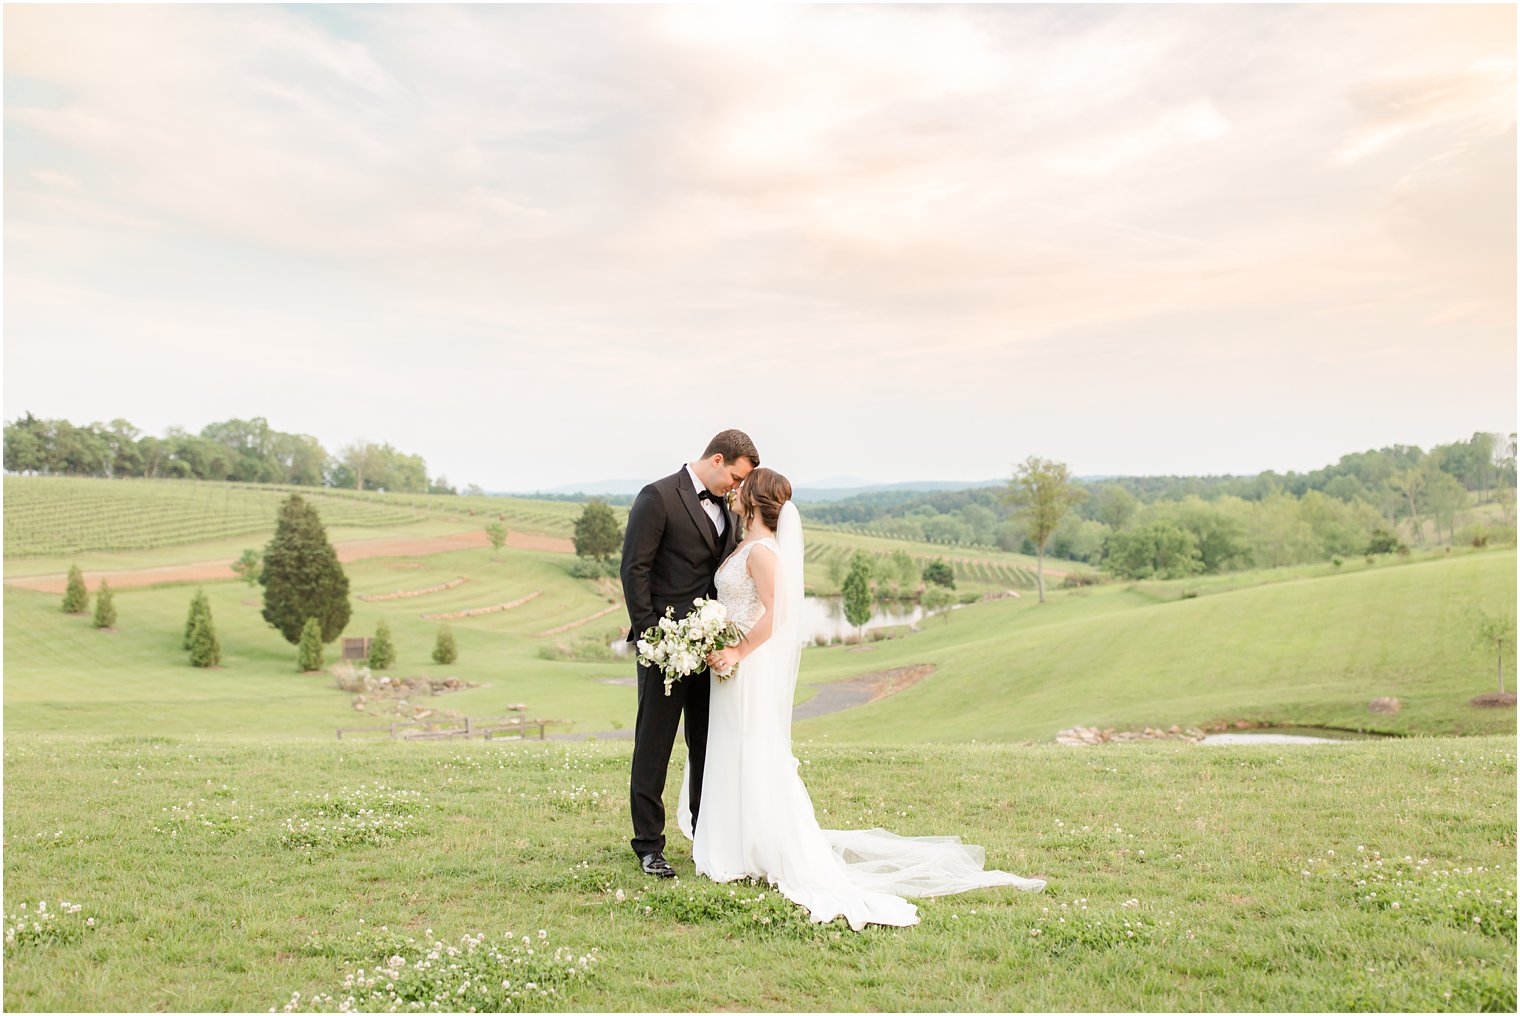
1368, 697, 1402, 714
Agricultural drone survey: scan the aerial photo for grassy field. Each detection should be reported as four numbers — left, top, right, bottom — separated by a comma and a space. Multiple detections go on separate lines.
4, 540, 1514, 742
795, 548, 1518, 743
2, 547, 632, 738
3, 477, 1516, 1011
2, 733, 1512, 1012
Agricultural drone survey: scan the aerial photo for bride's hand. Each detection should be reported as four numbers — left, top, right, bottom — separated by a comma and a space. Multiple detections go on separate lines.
708, 647, 740, 674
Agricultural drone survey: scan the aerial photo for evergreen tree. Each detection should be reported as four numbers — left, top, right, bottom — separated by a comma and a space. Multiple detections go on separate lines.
841, 551, 874, 643
260, 494, 351, 644
368, 620, 396, 670
61, 564, 89, 614
297, 617, 324, 672
188, 609, 222, 668
183, 589, 211, 649
92, 579, 117, 629
432, 624, 458, 665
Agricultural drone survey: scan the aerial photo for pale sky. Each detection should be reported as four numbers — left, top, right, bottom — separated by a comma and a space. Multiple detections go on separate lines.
4, 3, 1515, 491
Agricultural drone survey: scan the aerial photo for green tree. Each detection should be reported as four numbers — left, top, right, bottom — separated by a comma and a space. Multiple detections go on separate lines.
922, 559, 956, 589
1003, 456, 1088, 603
297, 617, 324, 672
573, 499, 623, 562
825, 555, 847, 589
188, 608, 222, 668
432, 624, 458, 665
891, 549, 921, 592
368, 620, 396, 670
1100, 521, 1205, 580
841, 551, 874, 642
232, 548, 263, 586
1471, 609, 1516, 693
260, 494, 351, 644
61, 564, 89, 614
484, 521, 508, 554
1389, 467, 1427, 543
921, 584, 955, 624
1091, 483, 1139, 530
3, 412, 48, 473
92, 579, 116, 629
1426, 471, 1469, 544
184, 589, 211, 649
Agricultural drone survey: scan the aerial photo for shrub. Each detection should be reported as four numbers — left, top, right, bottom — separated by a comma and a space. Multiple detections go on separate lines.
188, 609, 222, 668
329, 660, 373, 692
297, 617, 324, 672
1365, 528, 1403, 555
60, 564, 88, 614
183, 589, 211, 649
368, 621, 396, 670
91, 580, 116, 629
432, 624, 457, 665
568, 557, 619, 580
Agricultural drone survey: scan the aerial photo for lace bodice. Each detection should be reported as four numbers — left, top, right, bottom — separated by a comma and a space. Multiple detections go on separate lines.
715, 537, 777, 633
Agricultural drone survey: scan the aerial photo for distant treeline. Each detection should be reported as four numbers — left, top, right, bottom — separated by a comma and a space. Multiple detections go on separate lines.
2, 413, 469, 495
805, 432, 1518, 575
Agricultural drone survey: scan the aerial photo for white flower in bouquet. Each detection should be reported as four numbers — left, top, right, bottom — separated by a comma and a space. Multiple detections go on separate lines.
636, 598, 744, 696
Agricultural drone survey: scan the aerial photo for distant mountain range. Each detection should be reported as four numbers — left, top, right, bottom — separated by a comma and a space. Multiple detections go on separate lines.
502, 475, 1118, 502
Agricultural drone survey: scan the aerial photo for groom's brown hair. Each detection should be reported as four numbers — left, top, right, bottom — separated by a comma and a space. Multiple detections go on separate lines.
703, 429, 760, 468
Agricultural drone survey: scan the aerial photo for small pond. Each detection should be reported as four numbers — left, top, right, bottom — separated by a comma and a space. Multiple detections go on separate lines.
611, 595, 927, 656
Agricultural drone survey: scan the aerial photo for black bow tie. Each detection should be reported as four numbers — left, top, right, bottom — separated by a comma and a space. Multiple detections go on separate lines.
698, 489, 723, 504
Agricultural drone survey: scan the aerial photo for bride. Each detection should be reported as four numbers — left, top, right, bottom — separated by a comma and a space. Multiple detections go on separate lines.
676, 467, 1045, 931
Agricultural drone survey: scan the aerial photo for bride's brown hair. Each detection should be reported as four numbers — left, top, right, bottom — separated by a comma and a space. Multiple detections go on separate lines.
737, 467, 792, 533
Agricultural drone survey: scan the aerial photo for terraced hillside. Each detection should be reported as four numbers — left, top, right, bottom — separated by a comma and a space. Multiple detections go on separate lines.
2, 477, 586, 561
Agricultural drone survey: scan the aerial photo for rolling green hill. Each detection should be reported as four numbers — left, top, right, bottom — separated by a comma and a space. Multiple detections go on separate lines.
793, 548, 1517, 742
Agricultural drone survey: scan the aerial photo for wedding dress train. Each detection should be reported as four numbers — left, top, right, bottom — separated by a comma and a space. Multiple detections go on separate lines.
677, 502, 1045, 931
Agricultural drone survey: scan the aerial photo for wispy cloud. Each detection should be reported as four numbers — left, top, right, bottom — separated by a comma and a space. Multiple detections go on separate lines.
4, 4, 1513, 487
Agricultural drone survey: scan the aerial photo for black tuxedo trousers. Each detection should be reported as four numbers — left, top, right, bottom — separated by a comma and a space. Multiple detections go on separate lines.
620, 468, 738, 857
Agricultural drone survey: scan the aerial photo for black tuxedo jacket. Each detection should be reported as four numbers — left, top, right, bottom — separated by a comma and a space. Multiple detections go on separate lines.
621, 467, 740, 643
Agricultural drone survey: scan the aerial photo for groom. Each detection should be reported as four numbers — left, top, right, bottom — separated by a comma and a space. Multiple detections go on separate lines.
621, 429, 758, 877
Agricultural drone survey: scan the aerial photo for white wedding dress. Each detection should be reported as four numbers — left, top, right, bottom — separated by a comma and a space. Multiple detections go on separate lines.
677, 502, 1045, 931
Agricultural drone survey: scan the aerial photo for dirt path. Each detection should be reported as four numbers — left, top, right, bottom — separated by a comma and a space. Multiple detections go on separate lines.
4, 529, 576, 594
552, 663, 936, 740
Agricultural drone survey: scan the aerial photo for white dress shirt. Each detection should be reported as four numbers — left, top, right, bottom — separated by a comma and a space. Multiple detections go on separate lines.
685, 463, 726, 536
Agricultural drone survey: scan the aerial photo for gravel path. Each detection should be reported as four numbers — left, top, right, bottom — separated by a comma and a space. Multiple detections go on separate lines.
552, 664, 937, 740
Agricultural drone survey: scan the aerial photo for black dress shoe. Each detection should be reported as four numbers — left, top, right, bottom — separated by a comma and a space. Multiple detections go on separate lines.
639, 851, 676, 878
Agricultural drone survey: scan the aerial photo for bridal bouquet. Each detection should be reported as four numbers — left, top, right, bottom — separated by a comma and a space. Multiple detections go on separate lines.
636, 598, 743, 696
